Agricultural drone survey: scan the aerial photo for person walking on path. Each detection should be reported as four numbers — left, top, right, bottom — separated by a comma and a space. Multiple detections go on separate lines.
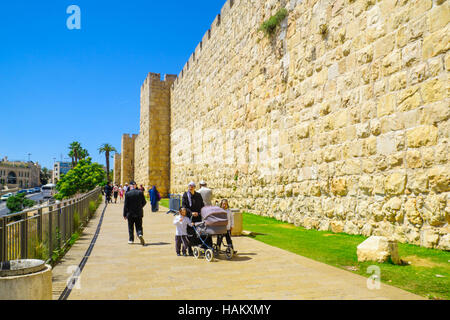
123, 181, 147, 245
119, 185, 124, 203
149, 185, 161, 212
182, 182, 205, 255
104, 182, 113, 204
173, 207, 192, 256
198, 181, 212, 206
113, 184, 119, 204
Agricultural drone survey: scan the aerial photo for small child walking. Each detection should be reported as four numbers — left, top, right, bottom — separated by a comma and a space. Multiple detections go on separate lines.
218, 199, 237, 254
173, 207, 192, 256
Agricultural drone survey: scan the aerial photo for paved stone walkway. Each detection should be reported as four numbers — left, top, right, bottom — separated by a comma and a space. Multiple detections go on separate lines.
52, 202, 423, 300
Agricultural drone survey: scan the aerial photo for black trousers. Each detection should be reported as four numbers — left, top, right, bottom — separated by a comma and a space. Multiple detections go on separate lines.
217, 230, 233, 248
175, 235, 189, 254
128, 216, 143, 241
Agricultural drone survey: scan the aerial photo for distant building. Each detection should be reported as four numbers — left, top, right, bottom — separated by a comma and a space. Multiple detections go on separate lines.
52, 162, 72, 184
0, 156, 41, 190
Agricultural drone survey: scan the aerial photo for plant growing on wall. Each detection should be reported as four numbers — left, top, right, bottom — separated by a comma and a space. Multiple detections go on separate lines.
259, 8, 288, 37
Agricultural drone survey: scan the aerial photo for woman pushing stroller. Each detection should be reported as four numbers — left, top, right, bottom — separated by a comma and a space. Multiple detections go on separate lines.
182, 181, 208, 255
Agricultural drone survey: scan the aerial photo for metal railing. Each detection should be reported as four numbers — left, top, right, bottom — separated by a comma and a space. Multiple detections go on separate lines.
0, 188, 102, 262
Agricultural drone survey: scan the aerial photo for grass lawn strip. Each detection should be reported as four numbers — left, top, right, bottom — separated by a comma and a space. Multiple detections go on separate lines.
243, 212, 450, 300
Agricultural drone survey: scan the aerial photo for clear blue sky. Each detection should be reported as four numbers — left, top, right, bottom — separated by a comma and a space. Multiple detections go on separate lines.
0, 0, 225, 170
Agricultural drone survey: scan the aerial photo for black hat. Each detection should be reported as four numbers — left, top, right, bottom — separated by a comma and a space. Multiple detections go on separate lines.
129, 181, 136, 185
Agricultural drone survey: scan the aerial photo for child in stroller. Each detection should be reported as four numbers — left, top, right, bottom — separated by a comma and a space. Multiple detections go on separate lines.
190, 205, 235, 262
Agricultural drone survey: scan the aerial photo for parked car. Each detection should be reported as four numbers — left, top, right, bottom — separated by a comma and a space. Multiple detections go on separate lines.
1, 193, 13, 201
17, 189, 27, 194
26, 189, 34, 194
33, 187, 41, 193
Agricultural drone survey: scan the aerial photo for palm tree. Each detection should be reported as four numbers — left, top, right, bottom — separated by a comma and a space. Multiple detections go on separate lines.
98, 144, 117, 183
79, 148, 89, 160
69, 141, 82, 167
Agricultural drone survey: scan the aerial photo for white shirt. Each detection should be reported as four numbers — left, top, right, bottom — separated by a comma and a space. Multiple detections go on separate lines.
173, 215, 192, 236
198, 187, 212, 206
225, 209, 234, 230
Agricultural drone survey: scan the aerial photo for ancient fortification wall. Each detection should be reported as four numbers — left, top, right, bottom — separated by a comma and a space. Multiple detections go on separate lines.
113, 153, 121, 184
134, 73, 176, 196
170, 0, 449, 249
120, 134, 137, 185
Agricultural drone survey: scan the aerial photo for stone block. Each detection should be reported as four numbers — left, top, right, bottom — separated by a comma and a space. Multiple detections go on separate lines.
330, 220, 344, 233
406, 125, 438, 148
421, 78, 445, 104
405, 197, 423, 226
420, 228, 440, 248
384, 172, 406, 195
428, 167, 450, 193
357, 236, 401, 264
331, 178, 348, 196
427, 3, 450, 33
408, 171, 429, 194
377, 94, 396, 117
422, 25, 450, 59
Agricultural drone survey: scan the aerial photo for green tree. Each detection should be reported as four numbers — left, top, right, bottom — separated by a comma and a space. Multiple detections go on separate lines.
98, 144, 117, 183
6, 193, 36, 213
40, 167, 51, 185
54, 158, 106, 200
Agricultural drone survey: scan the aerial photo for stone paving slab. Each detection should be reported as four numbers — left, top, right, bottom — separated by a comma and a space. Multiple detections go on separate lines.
53, 202, 423, 300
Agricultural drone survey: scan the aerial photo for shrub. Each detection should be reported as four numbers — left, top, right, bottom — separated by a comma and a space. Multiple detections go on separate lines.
6, 193, 35, 213
33, 239, 49, 261
259, 8, 288, 37
89, 200, 97, 217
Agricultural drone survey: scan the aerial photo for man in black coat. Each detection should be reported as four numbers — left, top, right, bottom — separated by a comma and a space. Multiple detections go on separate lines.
123, 181, 147, 245
104, 182, 113, 204
182, 182, 206, 254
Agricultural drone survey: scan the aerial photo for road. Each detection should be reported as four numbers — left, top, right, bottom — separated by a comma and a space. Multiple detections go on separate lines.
0, 192, 45, 217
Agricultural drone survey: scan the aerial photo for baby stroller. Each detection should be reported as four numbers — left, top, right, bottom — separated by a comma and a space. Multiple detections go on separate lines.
191, 206, 234, 262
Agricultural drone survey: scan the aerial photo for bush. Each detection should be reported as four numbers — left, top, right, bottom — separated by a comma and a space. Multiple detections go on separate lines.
6, 193, 35, 213
33, 239, 49, 261
89, 200, 97, 217
259, 8, 288, 37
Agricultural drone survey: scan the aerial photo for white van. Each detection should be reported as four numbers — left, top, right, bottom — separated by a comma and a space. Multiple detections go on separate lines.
42, 184, 57, 199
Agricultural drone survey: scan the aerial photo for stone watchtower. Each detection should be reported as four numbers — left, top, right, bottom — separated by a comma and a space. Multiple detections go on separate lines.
134, 73, 177, 196
113, 152, 121, 184
121, 133, 137, 185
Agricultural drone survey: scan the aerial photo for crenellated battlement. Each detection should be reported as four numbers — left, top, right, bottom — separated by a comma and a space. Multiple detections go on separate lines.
174, 0, 237, 87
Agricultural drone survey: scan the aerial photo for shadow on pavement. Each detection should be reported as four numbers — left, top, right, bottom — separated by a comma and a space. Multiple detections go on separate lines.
143, 242, 171, 247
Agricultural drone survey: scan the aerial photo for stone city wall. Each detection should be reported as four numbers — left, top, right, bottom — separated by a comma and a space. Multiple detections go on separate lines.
170, 0, 449, 249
